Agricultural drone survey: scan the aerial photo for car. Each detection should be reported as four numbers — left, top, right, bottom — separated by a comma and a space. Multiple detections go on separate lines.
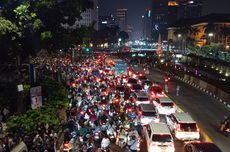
183, 142, 222, 152
153, 96, 176, 115
143, 122, 175, 152
129, 84, 143, 93
148, 85, 165, 99
127, 78, 138, 87
137, 104, 160, 125
132, 71, 142, 78
166, 113, 200, 141
115, 85, 127, 96
137, 75, 148, 84
133, 92, 151, 105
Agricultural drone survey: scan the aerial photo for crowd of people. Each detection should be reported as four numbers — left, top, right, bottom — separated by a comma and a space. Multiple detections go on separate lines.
57, 54, 143, 152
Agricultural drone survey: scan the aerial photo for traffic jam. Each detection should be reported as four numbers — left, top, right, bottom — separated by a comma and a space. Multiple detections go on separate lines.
61, 54, 221, 152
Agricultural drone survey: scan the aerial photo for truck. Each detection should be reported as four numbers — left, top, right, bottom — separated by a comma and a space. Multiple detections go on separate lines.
114, 59, 127, 77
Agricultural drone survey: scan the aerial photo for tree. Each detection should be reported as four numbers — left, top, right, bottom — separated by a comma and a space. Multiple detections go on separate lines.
1, 0, 94, 58
118, 31, 129, 42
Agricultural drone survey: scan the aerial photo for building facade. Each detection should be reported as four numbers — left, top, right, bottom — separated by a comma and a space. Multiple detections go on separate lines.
142, 9, 152, 40
151, 0, 179, 41
70, 0, 98, 30
98, 15, 116, 30
116, 8, 128, 32
178, 0, 203, 19
168, 14, 230, 47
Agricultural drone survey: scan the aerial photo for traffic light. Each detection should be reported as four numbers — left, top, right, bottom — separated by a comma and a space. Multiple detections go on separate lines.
84, 47, 91, 54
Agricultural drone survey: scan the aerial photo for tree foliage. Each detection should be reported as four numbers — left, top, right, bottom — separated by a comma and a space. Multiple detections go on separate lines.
6, 77, 68, 135
118, 31, 129, 41
0, 0, 94, 63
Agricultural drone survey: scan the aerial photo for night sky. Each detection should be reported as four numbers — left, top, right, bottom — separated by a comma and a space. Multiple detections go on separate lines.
99, 0, 230, 39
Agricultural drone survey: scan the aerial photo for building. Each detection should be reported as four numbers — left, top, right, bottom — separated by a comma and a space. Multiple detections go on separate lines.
142, 9, 152, 40
178, 0, 203, 19
151, 0, 179, 41
116, 8, 128, 31
151, 0, 168, 41
67, 0, 98, 30
167, 14, 230, 47
168, 1, 179, 26
98, 15, 116, 30
126, 25, 133, 40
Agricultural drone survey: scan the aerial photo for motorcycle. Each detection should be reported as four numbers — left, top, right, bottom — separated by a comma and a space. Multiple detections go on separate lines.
106, 125, 117, 142
100, 137, 111, 152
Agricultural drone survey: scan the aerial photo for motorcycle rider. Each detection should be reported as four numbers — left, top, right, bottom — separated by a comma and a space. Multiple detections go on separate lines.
220, 116, 230, 136
128, 135, 138, 152
101, 134, 111, 150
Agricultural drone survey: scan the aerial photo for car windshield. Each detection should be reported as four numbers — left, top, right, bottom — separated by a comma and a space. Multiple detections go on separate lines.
138, 76, 147, 80
152, 134, 172, 142
161, 102, 174, 107
150, 87, 162, 93
180, 123, 197, 131
142, 111, 157, 117
128, 79, 137, 84
138, 97, 149, 101
132, 85, 142, 90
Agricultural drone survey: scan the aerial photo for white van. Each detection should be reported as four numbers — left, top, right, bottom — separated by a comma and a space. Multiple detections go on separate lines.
166, 113, 200, 141
143, 122, 175, 152
153, 96, 176, 115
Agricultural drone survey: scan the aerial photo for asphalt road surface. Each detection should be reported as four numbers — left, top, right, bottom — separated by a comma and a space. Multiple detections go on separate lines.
143, 67, 230, 152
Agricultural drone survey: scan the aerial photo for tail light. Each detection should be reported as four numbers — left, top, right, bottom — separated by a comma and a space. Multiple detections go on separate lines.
114, 99, 119, 103
176, 124, 181, 131
196, 125, 200, 132
173, 104, 176, 108
80, 111, 85, 115
63, 142, 69, 149
95, 132, 99, 136
128, 108, 132, 112
138, 111, 142, 115
161, 91, 165, 95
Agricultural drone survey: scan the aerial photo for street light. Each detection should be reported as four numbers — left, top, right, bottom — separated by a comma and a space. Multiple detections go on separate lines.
208, 33, 214, 37
208, 33, 214, 44
118, 38, 122, 46
177, 34, 182, 53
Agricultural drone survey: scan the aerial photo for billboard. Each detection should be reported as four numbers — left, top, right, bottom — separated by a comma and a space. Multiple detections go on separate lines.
30, 86, 42, 109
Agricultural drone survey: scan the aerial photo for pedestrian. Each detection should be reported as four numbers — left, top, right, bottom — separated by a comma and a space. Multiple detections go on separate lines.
176, 85, 180, 96
165, 84, 168, 93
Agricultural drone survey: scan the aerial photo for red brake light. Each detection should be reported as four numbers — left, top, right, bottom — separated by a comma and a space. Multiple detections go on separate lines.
176, 124, 181, 131
128, 108, 132, 112
80, 111, 85, 115
173, 104, 176, 108
138, 111, 142, 115
196, 125, 200, 132
64, 142, 69, 149
161, 91, 164, 94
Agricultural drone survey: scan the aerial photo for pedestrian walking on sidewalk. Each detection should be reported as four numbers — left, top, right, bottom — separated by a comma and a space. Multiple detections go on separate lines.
176, 85, 180, 96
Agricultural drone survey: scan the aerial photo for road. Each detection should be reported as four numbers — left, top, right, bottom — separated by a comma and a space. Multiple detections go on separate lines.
144, 68, 230, 152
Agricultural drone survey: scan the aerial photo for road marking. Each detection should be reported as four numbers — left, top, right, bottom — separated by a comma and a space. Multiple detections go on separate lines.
175, 103, 213, 143
199, 126, 213, 143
